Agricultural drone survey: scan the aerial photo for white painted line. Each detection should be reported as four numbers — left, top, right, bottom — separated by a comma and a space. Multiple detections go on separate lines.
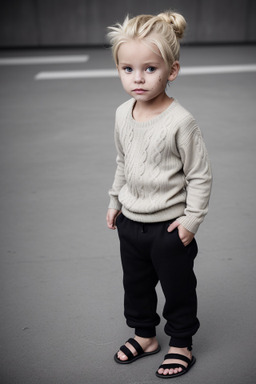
180, 64, 256, 75
0, 55, 89, 65
35, 69, 117, 79
34, 64, 256, 80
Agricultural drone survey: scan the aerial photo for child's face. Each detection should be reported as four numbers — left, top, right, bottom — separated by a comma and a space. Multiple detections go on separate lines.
117, 39, 176, 103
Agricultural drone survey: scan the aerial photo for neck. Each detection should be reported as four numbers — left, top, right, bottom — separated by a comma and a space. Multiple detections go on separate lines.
133, 94, 173, 122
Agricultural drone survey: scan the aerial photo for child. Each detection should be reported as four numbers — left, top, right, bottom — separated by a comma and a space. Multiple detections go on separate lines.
106, 11, 212, 379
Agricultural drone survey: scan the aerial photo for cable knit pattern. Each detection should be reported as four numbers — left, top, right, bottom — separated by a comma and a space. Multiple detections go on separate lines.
108, 98, 212, 234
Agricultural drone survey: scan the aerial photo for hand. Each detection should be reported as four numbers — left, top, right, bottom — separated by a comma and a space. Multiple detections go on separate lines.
106, 208, 121, 230
167, 220, 194, 246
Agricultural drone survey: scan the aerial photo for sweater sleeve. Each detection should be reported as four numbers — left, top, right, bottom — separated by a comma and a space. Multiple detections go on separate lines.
175, 119, 212, 234
108, 118, 126, 211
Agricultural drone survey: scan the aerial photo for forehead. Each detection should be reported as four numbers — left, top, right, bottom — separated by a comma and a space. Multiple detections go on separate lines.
117, 39, 163, 64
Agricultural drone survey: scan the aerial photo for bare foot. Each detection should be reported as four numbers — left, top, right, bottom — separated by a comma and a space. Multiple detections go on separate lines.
117, 335, 159, 361
157, 346, 192, 376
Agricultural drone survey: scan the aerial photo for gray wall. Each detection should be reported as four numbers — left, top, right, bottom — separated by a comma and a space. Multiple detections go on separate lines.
1, 0, 256, 47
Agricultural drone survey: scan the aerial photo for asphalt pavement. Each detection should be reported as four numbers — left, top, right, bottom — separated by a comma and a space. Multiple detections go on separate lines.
0, 44, 256, 384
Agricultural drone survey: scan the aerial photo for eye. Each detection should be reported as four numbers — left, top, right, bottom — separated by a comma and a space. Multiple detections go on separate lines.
123, 66, 133, 73
146, 66, 156, 73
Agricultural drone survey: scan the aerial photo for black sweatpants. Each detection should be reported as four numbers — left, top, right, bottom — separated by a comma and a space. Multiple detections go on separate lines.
116, 213, 200, 348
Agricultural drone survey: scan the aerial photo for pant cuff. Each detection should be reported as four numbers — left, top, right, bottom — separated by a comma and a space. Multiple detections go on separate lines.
135, 327, 156, 338
169, 336, 192, 349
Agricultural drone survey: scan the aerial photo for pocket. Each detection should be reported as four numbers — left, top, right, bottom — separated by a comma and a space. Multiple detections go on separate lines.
174, 227, 196, 249
174, 228, 186, 248
176, 229, 198, 259
165, 223, 186, 251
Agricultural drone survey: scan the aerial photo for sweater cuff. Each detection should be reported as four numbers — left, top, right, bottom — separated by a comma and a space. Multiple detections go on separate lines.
176, 215, 202, 235
108, 196, 122, 211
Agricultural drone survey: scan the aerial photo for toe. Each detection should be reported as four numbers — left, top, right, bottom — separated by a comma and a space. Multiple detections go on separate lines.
117, 351, 128, 361
163, 369, 171, 375
170, 367, 183, 375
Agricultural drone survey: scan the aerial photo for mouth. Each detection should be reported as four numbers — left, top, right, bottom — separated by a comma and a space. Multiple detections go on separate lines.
132, 89, 147, 94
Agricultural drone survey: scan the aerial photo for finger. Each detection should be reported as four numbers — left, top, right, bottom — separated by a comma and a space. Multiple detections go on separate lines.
167, 220, 180, 232
110, 218, 116, 229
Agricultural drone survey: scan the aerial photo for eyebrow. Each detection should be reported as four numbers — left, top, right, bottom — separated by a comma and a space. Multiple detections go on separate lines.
119, 62, 160, 66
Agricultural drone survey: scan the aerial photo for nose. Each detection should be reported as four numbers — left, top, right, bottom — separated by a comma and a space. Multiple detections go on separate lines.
134, 70, 145, 83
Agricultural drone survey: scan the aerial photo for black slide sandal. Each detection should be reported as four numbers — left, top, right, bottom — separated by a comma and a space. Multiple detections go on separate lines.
114, 338, 161, 364
155, 353, 196, 379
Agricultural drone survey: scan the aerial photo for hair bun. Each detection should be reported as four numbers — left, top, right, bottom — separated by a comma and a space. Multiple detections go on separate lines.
158, 11, 186, 39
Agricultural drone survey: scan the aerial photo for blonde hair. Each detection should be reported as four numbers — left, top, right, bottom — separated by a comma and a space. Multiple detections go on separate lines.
107, 11, 186, 69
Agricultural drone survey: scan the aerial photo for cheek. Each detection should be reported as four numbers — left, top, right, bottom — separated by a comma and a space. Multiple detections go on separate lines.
155, 77, 166, 90
158, 76, 167, 86
120, 76, 129, 88
150, 77, 163, 89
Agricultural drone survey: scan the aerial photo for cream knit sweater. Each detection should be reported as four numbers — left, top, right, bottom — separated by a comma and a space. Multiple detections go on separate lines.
108, 98, 212, 234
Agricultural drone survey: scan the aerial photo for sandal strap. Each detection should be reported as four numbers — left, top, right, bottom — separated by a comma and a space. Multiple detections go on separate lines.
164, 353, 191, 365
126, 338, 144, 355
120, 345, 134, 359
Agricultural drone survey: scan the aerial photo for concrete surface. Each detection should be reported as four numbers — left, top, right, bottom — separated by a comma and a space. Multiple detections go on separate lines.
0, 45, 256, 384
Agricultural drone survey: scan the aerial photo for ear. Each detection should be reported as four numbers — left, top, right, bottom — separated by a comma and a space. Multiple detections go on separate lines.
167, 61, 180, 82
